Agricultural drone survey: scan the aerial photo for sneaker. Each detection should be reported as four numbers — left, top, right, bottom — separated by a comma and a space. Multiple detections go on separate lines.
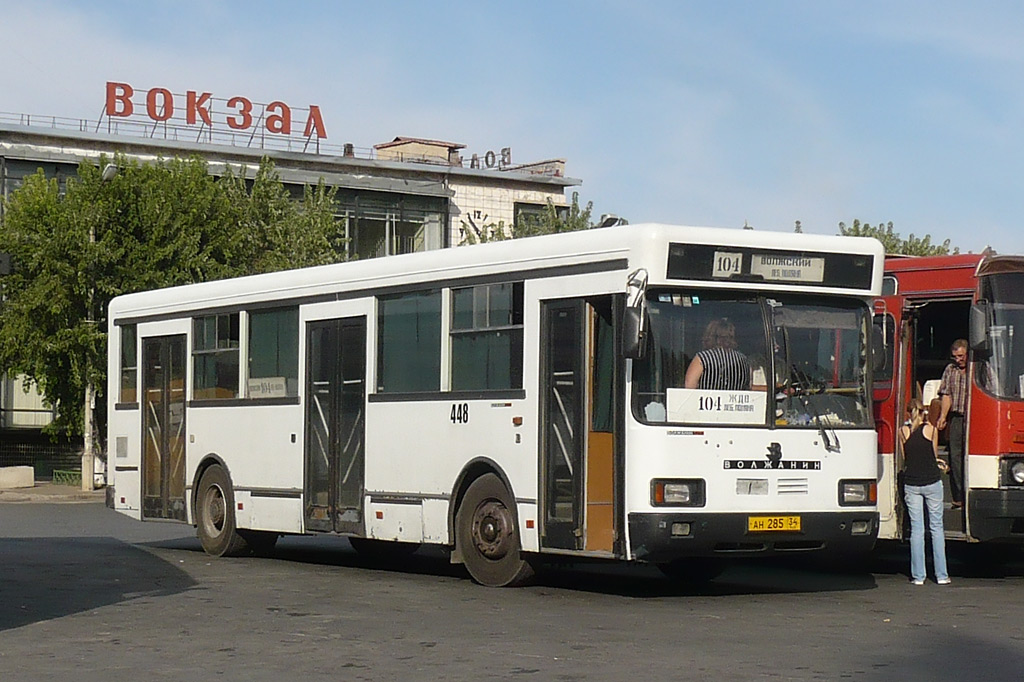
937, 578, 952, 585
910, 578, 925, 586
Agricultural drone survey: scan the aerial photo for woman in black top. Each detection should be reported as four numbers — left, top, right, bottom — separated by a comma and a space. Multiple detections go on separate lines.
900, 398, 950, 585
684, 318, 751, 391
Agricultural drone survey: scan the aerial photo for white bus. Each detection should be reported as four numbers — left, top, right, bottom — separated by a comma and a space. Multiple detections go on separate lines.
106, 223, 884, 586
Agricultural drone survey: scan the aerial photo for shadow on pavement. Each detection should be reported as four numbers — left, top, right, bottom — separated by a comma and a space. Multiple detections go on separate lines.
153, 533, 880, 597
0, 537, 197, 631
143, 530, 1024, 597
866, 539, 1024, 580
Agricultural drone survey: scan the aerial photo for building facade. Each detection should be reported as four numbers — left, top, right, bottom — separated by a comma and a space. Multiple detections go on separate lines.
0, 115, 579, 470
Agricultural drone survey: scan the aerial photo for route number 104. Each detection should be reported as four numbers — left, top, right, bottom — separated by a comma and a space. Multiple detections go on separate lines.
713, 251, 743, 278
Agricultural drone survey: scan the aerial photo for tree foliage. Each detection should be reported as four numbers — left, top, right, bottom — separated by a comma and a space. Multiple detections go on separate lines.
0, 154, 341, 437
838, 219, 958, 256
460, 191, 604, 244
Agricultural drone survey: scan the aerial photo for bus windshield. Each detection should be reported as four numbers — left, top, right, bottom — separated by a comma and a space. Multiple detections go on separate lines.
978, 273, 1024, 400
633, 291, 871, 428
769, 297, 872, 429
980, 303, 1024, 399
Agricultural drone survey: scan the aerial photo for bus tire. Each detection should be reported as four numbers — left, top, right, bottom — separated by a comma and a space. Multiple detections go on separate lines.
196, 465, 249, 557
456, 473, 535, 587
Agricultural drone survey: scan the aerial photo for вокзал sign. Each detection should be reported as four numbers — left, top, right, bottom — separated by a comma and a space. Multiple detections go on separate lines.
105, 81, 328, 139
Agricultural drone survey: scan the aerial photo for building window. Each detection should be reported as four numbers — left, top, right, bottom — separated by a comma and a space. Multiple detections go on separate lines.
248, 308, 299, 398
514, 201, 568, 232
336, 190, 447, 260
377, 291, 441, 393
450, 283, 523, 390
120, 324, 138, 403
193, 313, 240, 400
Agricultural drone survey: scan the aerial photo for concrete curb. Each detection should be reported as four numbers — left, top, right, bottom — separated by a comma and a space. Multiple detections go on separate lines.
0, 482, 107, 503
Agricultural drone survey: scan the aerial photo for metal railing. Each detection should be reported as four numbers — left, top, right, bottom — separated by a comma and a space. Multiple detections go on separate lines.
0, 110, 373, 158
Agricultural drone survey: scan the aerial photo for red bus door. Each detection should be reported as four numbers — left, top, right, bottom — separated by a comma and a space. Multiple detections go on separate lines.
874, 295, 909, 540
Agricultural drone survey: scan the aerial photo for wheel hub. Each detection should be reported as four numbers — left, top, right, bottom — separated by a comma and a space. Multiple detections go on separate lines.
472, 500, 512, 560
204, 486, 226, 534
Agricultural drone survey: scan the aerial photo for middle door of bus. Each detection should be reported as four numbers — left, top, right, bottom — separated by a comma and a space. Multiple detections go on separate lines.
540, 297, 618, 553
304, 316, 367, 534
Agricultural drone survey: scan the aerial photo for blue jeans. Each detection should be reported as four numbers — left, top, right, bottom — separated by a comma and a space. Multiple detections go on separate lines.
904, 480, 949, 582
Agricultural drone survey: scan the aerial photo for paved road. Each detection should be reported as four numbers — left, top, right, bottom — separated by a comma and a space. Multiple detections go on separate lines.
2, 501, 1024, 681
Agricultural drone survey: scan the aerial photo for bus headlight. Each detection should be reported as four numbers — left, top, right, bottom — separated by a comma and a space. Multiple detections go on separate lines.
839, 480, 877, 506
651, 479, 706, 507
1001, 458, 1024, 486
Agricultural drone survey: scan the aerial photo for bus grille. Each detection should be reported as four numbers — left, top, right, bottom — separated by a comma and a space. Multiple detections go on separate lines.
777, 478, 809, 495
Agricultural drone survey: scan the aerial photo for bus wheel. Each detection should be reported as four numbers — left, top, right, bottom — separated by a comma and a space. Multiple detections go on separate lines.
658, 558, 724, 583
456, 473, 535, 587
196, 465, 249, 557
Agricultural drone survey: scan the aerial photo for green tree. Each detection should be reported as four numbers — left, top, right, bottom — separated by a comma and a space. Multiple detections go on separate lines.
838, 219, 958, 256
0, 154, 340, 440
516, 191, 597, 237
459, 218, 512, 245
220, 158, 340, 272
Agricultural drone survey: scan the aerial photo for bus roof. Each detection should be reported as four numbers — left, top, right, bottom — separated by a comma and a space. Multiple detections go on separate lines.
883, 253, 984, 296
108, 223, 884, 322
884, 252, 985, 274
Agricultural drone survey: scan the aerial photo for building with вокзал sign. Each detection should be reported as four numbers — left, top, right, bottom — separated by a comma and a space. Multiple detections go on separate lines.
0, 82, 581, 475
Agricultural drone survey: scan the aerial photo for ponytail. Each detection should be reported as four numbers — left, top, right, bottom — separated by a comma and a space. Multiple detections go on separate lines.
906, 398, 925, 432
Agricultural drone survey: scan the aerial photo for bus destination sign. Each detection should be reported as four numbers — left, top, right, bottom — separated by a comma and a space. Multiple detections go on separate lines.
713, 251, 826, 283
667, 243, 873, 290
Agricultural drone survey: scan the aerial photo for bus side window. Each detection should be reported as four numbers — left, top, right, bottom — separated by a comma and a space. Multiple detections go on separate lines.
450, 282, 524, 391
119, 323, 138, 404
193, 313, 240, 400
248, 307, 299, 398
377, 290, 442, 393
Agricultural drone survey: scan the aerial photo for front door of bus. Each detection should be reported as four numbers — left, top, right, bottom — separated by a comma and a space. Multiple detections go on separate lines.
304, 317, 366, 534
873, 297, 906, 540
540, 298, 616, 553
141, 335, 187, 521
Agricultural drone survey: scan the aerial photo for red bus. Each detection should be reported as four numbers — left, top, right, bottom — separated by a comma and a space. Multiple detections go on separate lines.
874, 251, 1024, 543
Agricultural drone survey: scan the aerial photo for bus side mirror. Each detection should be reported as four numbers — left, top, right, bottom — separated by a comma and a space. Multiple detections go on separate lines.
970, 302, 989, 351
621, 268, 649, 360
621, 307, 646, 359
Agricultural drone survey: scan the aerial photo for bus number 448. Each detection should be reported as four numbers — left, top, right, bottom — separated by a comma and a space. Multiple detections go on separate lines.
451, 403, 470, 425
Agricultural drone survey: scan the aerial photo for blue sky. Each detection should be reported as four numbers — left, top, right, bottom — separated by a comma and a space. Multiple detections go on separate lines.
2, 1, 1023, 254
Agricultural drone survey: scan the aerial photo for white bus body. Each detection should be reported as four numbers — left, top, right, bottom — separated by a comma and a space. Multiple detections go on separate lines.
107, 223, 884, 585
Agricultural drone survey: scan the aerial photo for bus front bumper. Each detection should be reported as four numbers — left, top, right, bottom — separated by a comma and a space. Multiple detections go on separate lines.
628, 511, 878, 562
969, 489, 1024, 542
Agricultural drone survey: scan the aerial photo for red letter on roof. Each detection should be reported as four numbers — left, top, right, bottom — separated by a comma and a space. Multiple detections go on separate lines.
227, 96, 253, 130
266, 101, 291, 134
146, 88, 174, 122
187, 90, 213, 126
106, 82, 134, 117
303, 105, 327, 139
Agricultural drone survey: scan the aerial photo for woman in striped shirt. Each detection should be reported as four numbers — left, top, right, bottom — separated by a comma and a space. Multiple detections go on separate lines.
684, 318, 751, 391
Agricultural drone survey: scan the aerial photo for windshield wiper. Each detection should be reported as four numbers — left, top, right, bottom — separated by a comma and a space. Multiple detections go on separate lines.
789, 364, 827, 395
790, 366, 841, 453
